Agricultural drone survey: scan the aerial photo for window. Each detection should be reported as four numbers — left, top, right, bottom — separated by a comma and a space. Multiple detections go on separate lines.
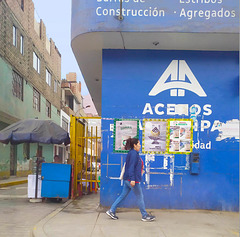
23, 143, 30, 159
12, 71, 23, 101
46, 69, 51, 86
21, 0, 24, 11
36, 145, 42, 157
13, 25, 17, 47
58, 147, 63, 162
33, 88, 40, 111
54, 80, 57, 93
20, 35, 24, 55
33, 52, 40, 73
62, 117, 68, 132
46, 100, 51, 118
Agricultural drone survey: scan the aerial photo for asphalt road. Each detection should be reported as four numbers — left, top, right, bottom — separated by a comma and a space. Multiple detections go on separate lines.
0, 183, 66, 237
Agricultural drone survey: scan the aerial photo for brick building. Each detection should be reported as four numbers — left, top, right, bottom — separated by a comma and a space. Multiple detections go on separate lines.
0, 0, 62, 178
61, 72, 85, 117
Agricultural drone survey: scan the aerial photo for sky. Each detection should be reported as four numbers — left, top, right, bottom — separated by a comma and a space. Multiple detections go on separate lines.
32, 0, 89, 96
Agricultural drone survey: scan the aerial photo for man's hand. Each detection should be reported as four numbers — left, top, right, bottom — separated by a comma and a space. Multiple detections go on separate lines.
130, 181, 135, 187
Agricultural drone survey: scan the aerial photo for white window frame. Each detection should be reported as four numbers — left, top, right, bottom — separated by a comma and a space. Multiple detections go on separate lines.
62, 117, 68, 132
33, 52, 40, 74
20, 35, 24, 55
54, 80, 57, 93
46, 69, 52, 87
13, 25, 17, 47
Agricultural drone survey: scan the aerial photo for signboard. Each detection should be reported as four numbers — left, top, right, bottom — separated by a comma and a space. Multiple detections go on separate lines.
101, 47, 239, 211
142, 119, 167, 154
102, 50, 239, 152
72, 0, 239, 38
113, 119, 139, 153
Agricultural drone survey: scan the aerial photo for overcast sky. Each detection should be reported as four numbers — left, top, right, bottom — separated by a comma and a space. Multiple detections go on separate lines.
32, 0, 89, 96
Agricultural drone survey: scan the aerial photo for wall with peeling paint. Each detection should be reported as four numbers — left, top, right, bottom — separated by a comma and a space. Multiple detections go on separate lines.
100, 49, 239, 211
15, 143, 54, 177
0, 143, 10, 178
0, 140, 54, 179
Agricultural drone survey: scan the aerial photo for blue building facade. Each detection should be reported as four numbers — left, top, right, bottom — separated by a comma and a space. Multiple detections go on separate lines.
101, 49, 239, 211
71, 0, 239, 211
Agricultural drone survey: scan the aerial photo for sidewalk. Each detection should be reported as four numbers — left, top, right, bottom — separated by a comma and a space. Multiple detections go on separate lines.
0, 176, 28, 188
31, 191, 239, 237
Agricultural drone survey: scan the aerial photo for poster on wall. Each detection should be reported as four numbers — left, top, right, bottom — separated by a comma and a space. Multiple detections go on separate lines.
168, 119, 193, 154
142, 119, 167, 154
113, 119, 139, 153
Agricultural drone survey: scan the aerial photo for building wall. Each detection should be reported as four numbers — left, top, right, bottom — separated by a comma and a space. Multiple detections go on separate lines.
0, 55, 60, 178
66, 72, 82, 105
0, 0, 62, 114
100, 49, 239, 211
0, 143, 11, 178
0, 0, 62, 178
0, 56, 61, 122
57, 110, 70, 163
15, 143, 54, 177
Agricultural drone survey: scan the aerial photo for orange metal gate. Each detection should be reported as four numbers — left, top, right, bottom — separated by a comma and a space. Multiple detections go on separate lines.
70, 116, 101, 198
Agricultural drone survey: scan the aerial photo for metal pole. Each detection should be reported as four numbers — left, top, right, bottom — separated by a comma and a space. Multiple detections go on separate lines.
35, 143, 39, 199
90, 126, 93, 192
85, 125, 88, 193
35, 158, 39, 199
118, 0, 123, 20
95, 126, 98, 192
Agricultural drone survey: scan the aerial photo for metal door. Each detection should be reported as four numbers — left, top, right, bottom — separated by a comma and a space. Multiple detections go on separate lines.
41, 163, 71, 198
70, 116, 101, 198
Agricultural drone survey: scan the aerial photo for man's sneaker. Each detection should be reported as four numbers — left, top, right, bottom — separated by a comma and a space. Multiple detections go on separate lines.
106, 210, 118, 220
141, 213, 156, 222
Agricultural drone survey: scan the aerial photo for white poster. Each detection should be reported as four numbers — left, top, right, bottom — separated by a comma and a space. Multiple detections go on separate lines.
114, 120, 139, 152
143, 120, 167, 153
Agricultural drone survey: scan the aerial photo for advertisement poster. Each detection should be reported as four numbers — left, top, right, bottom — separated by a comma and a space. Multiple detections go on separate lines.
168, 119, 193, 154
114, 119, 139, 153
142, 119, 167, 154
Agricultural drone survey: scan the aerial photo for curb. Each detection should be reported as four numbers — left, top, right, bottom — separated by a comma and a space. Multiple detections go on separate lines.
0, 179, 28, 188
31, 199, 73, 237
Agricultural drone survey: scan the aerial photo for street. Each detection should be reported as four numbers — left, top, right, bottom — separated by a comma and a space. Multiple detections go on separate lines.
0, 183, 66, 237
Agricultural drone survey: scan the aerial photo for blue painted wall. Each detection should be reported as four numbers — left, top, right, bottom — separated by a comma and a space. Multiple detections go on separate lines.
72, 0, 239, 38
100, 49, 239, 211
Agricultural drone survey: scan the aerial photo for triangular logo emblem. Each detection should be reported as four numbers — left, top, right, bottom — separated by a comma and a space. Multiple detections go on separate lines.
149, 60, 207, 97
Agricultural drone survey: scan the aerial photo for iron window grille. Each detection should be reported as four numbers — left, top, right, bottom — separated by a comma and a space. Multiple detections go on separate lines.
12, 71, 23, 101
33, 88, 40, 112
46, 100, 51, 118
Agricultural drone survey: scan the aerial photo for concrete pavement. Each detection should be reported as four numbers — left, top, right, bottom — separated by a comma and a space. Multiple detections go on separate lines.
0, 181, 67, 237
31, 191, 239, 237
